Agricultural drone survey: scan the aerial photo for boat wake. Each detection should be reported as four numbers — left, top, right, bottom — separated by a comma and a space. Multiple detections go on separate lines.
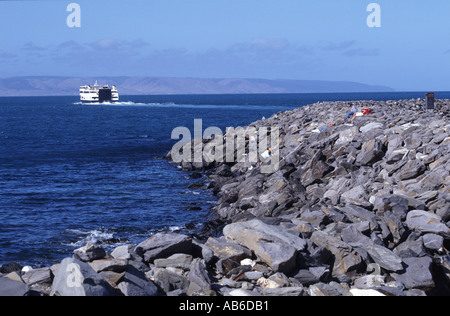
72, 101, 176, 106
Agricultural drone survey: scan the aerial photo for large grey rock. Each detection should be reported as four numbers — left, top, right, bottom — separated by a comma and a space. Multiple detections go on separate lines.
392, 257, 434, 290
383, 212, 406, 244
422, 234, 444, 250
73, 243, 107, 262
301, 160, 331, 186
373, 194, 410, 220
88, 259, 128, 273
260, 286, 305, 296
436, 205, 450, 222
397, 160, 426, 181
368, 244, 404, 272
308, 281, 352, 296
406, 210, 450, 236
111, 245, 133, 260
205, 237, 252, 262
136, 233, 192, 263
154, 253, 193, 270
187, 259, 212, 295
22, 267, 52, 286
300, 211, 328, 227
340, 186, 371, 208
386, 148, 409, 164
0, 263, 22, 274
339, 206, 378, 230
50, 257, 115, 296
293, 267, 329, 286
341, 225, 403, 272
360, 122, 383, 133
152, 268, 189, 294
310, 231, 362, 276
356, 139, 385, 166
394, 234, 427, 259
117, 266, 160, 296
0, 272, 30, 296
223, 219, 306, 273
335, 127, 359, 145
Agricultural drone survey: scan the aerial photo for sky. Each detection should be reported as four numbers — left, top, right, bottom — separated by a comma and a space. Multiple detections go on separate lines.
1, 0, 450, 91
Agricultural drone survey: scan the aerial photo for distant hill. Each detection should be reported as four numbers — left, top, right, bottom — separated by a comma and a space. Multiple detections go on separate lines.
0, 76, 394, 96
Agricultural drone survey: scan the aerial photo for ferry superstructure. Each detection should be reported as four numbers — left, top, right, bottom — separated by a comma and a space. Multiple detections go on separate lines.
80, 81, 119, 103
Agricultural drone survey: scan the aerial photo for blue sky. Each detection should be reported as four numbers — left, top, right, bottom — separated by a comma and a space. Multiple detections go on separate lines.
1, 0, 450, 91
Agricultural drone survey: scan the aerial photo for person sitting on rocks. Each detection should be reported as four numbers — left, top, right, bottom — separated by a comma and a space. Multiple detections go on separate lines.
351, 107, 372, 121
345, 104, 357, 120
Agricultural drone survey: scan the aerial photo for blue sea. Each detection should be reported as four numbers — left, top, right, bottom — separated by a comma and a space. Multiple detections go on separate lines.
1, 91, 449, 267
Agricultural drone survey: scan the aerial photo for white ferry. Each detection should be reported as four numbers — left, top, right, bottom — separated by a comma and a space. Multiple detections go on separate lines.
79, 81, 119, 103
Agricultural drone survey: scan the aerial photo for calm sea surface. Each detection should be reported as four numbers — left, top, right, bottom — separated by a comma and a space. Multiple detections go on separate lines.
1, 92, 449, 266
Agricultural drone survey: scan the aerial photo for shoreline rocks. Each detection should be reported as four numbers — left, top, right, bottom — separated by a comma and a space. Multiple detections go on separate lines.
1, 98, 449, 296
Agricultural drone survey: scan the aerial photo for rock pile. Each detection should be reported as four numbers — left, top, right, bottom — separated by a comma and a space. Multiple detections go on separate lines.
179, 98, 450, 296
1, 98, 448, 296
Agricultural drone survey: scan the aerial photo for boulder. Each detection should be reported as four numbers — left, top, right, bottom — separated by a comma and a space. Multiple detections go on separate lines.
117, 266, 160, 296
299, 211, 328, 227
341, 225, 403, 272
0, 263, 22, 274
111, 244, 133, 260
73, 243, 107, 262
22, 267, 52, 286
397, 160, 426, 181
223, 219, 306, 273
422, 234, 444, 250
386, 148, 409, 164
394, 234, 427, 259
153, 268, 190, 294
308, 282, 352, 296
88, 259, 128, 273
260, 286, 305, 296
406, 210, 450, 236
310, 231, 362, 276
301, 160, 331, 186
50, 257, 115, 296
205, 237, 252, 262
353, 274, 386, 289
293, 267, 329, 286
187, 259, 212, 295
340, 186, 371, 208
360, 122, 384, 133
356, 139, 385, 166
0, 272, 30, 296
335, 127, 359, 145
136, 233, 192, 263
383, 211, 406, 244
339, 206, 378, 230
392, 257, 435, 290
404, 134, 422, 150
154, 254, 193, 270
373, 194, 410, 220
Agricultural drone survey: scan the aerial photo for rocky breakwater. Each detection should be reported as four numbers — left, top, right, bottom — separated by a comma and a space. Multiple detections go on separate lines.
176, 98, 450, 296
1, 98, 449, 296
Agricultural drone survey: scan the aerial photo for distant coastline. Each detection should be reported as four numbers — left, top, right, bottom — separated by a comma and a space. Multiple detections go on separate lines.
0, 76, 394, 97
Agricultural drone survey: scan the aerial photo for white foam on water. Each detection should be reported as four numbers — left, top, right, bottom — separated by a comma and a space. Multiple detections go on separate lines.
63, 228, 115, 247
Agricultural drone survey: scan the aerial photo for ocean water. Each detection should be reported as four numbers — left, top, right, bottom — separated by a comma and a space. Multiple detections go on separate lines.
0, 91, 449, 266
